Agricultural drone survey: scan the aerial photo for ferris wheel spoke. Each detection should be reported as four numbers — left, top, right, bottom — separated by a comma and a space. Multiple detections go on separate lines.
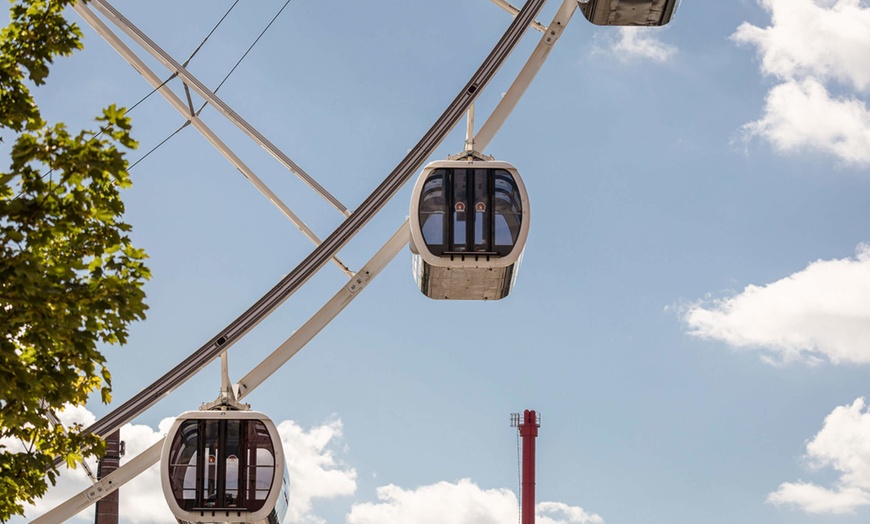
84, 0, 351, 218
73, 1, 355, 277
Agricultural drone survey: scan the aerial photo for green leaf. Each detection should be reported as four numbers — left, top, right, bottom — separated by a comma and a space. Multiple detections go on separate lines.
0, 1, 149, 518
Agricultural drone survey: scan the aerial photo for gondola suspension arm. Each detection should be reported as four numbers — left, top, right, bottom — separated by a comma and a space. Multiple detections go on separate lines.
476, 0, 578, 152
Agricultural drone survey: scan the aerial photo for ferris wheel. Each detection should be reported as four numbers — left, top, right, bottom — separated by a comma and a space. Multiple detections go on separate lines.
33, 1, 681, 522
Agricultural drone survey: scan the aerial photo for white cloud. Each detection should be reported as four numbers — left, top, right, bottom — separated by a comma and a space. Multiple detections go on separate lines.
537, 501, 605, 524
279, 418, 357, 524
611, 28, 676, 62
741, 78, 870, 164
595, 27, 676, 63
56, 404, 97, 429
10, 457, 100, 523
115, 418, 176, 524
682, 244, 870, 365
10, 414, 175, 524
733, 0, 870, 91
768, 482, 870, 514
347, 479, 603, 524
768, 397, 870, 514
347, 479, 516, 524
733, 0, 870, 165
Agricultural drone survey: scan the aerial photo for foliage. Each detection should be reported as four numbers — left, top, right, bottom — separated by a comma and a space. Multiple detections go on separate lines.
0, 1, 149, 520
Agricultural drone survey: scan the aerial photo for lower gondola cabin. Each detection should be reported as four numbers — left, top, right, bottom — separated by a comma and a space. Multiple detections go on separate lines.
161, 410, 289, 524
409, 159, 530, 300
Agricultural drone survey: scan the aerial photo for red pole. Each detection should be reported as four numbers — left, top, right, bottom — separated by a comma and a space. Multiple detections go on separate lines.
518, 410, 539, 524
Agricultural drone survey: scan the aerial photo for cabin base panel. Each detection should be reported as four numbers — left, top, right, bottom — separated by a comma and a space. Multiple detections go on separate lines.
417, 262, 515, 300
580, 0, 678, 26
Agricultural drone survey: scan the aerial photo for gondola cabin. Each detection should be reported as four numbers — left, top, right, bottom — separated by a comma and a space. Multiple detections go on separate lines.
409, 159, 530, 300
579, 0, 681, 26
161, 410, 289, 524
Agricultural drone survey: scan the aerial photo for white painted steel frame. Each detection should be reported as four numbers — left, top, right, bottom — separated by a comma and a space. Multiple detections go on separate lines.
72, 2, 355, 278
70, 0, 546, 450
235, 219, 411, 396
87, 0, 351, 218
32, 441, 163, 524
489, 0, 547, 32
476, 0, 578, 152
34, 0, 563, 519
31, 221, 409, 524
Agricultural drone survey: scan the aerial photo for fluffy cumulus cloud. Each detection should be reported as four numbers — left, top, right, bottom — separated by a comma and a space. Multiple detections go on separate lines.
279, 418, 357, 523
611, 27, 676, 62
6, 409, 174, 524
537, 501, 605, 524
347, 479, 516, 524
10, 409, 357, 524
347, 479, 602, 524
593, 27, 676, 63
733, 0, 870, 165
768, 398, 870, 514
0, 407, 99, 523
682, 244, 870, 365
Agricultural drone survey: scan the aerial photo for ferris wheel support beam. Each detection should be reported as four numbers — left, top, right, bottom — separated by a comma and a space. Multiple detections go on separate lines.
237, 219, 410, 398
82, 0, 352, 218
31, 441, 162, 524
30, 222, 410, 524
66, 0, 545, 452
36, 1, 547, 519
72, 2, 354, 278
475, 0, 578, 152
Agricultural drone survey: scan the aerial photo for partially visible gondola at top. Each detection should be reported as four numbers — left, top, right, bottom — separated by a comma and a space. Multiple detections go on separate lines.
160, 410, 289, 524
409, 157, 530, 300
579, 0, 681, 26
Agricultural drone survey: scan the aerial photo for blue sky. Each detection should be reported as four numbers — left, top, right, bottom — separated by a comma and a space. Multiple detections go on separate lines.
6, 1, 870, 523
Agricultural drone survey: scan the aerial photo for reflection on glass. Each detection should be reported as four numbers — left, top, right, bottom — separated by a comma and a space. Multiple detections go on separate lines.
493, 170, 521, 255
224, 420, 240, 506
417, 166, 522, 256
420, 171, 445, 250
452, 170, 467, 250
245, 421, 275, 507
474, 169, 488, 251
168, 420, 199, 510
167, 418, 278, 513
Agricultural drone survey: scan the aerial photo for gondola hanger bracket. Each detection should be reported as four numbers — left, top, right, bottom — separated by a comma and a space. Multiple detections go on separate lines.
346, 270, 373, 294
448, 150, 495, 162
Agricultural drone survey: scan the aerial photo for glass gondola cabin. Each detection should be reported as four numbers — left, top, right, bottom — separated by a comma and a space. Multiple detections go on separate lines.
161, 410, 289, 524
409, 159, 529, 300
579, 0, 681, 26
